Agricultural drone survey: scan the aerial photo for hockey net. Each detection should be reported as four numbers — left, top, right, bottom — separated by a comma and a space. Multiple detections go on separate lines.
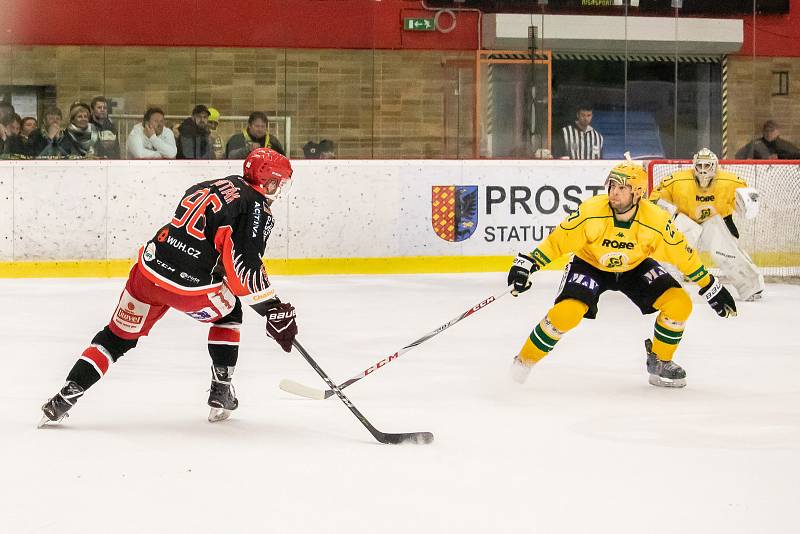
648, 159, 800, 279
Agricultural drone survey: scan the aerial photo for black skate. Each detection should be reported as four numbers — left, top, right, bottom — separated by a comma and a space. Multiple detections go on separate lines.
38, 381, 85, 428
208, 365, 238, 423
645, 339, 686, 388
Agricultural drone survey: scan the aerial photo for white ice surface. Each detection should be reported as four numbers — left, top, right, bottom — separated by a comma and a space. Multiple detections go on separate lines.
2, 272, 799, 534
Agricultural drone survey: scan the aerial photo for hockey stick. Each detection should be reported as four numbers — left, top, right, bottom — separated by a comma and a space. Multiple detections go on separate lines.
290, 339, 434, 445
280, 286, 513, 400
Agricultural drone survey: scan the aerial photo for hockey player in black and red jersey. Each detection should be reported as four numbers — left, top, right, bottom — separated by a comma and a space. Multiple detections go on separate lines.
39, 147, 297, 426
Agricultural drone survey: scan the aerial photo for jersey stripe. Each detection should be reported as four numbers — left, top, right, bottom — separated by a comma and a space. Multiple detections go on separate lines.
561, 125, 603, 160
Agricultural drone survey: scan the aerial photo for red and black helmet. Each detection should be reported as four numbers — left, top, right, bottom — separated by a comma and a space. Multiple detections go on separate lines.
242, 148, 293, 197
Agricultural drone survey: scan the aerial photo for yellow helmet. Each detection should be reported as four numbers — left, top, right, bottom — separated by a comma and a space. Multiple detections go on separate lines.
605, 162, 648, 200
207, 107, 220, 123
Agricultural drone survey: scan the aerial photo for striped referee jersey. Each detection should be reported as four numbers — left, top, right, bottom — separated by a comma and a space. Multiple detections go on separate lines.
559, 124, 604, 160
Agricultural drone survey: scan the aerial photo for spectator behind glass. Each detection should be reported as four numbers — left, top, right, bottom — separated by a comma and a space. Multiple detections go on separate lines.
735, 120, 800, 160
5, 116, 38, 158
7, 114, 21, 136
225, 111, 284, 159
318, 139, 335, 159
207, 107, 224, 159
1, 114, 22, 157
302, 140, 320, 159
0, 100, 13, 125
176, 104, 212, 159
21, 116, 37, 136
553, 103, 604, 160
90, 96, 120, 159
0, 101, 14, 153
303, 139, 336, 160
30, 106, 63, 157
40, 102, 103, 158
127, 106, 177, 159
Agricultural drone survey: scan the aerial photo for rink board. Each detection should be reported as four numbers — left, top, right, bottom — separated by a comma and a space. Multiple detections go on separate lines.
0, 159, 608, 276
3, 159, 795, 277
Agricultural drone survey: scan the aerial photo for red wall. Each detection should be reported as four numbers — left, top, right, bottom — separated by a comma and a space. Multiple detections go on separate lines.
738, 0, 800, 57
2, 0, 798, 56
0, 0, 478, 50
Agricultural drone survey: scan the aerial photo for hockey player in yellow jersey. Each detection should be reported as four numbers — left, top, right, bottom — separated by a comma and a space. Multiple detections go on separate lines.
649, 149, 764, 300
507, 162, 737, 388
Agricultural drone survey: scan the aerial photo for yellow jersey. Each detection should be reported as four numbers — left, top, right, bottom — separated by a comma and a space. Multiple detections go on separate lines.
528, 195, 711, 286
648, 169, 747, 223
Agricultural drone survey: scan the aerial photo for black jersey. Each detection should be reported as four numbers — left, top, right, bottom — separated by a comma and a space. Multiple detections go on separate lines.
138, 175, 277, 307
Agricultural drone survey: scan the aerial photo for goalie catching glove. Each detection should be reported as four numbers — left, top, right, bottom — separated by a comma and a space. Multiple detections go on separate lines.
265, 301, 298, 352
699, 274, 737, 318
507, 253, 540, 295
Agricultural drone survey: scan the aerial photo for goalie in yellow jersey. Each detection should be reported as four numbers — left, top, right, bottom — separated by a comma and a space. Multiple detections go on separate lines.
507, 162, 737, 388
649, 148, 764, 301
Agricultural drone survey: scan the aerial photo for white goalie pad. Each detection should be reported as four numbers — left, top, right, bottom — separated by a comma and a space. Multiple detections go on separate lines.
672, 213, 702, 247
658, 213, 703, 284
735, 187, 760, 220
698, 215, 765, 301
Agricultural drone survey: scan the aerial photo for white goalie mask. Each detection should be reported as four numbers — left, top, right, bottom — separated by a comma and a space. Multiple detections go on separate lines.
692, 148, 718, 188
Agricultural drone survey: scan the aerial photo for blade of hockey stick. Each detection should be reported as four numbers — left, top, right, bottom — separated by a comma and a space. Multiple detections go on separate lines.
291, 339, 433, 445
280, 286, 513, 400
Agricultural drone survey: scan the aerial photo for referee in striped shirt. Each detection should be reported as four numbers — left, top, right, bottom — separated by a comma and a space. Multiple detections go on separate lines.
555, 103, 604, 160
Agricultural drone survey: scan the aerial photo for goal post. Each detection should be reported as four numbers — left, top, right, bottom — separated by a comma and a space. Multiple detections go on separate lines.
647, 159, 800, 278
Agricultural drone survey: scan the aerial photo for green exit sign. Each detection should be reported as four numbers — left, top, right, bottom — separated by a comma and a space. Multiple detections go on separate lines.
403, 18, 435, 31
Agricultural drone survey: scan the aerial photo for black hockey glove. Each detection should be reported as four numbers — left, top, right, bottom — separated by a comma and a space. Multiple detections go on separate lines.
266, 301, 298, 352
699, 274, 737, 318
507, 253, 539, 296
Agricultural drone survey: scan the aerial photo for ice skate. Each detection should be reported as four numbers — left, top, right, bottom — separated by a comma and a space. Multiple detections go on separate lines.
644, 339, 686, 388
208, 365, 238, 422
38, 381, 85, 428
510, 355, 535, 384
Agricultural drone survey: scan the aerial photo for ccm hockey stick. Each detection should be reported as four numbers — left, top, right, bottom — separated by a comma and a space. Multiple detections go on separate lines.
291, 339, 433, 445
280, 286, 513, 400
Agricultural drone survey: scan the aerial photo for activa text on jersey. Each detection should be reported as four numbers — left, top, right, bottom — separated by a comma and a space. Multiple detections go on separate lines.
601, 238, 635, 249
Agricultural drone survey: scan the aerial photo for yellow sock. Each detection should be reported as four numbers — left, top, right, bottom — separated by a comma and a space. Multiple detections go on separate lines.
650, 287, 692, 361
519, 299, 588, 364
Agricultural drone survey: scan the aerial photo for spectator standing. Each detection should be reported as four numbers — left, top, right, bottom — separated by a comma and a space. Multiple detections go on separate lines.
207, 107, 225, 159
127, 107, 177, 159
90, 96, 120, 159
225, 111, 284, 158
176, 105, 213, 159
735, 120, 800, 160
31, 106, 64, 157
554, 103, 604, 160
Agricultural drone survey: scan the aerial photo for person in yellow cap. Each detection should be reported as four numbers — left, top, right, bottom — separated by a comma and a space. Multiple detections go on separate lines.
506, 162, 737, 388
207, 107, 224, 159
